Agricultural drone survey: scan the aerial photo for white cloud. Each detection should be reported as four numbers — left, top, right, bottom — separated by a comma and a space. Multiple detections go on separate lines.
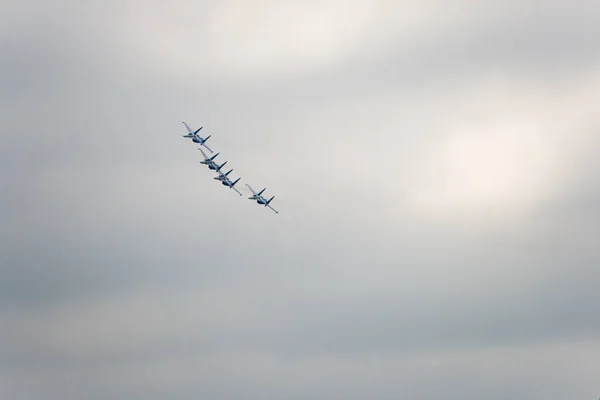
119, 0, 482, 80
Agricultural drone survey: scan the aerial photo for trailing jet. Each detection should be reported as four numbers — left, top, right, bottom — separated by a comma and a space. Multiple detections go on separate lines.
246, 184, 278, 213
182, 121, 213, 152
215, 170, 242, 196
199, 148, 227, 172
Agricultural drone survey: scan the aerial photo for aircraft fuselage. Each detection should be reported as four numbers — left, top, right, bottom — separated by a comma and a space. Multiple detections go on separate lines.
248, 194, 267, 204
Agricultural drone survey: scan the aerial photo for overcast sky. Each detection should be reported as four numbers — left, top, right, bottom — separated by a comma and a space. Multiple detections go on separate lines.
1, 1, 600, 399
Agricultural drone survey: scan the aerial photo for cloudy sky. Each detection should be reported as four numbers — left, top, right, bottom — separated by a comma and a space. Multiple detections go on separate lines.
2, 0, 600, 398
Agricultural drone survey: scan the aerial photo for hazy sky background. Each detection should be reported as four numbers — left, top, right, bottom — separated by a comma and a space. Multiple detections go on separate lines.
1, 1, 599, 399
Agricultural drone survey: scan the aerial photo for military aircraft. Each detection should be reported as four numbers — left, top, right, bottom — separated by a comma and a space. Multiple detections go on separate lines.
199, 148, 227, 172
246, 184, 278, 213
213, 169, 234, 181
215, 169, 242, 195
182, 121, 213, 152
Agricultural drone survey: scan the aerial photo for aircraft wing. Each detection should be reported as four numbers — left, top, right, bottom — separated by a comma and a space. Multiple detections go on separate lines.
232, 186, 243, 196
198, 147, 209, 159
246, 184, 258, 196
182, 121, 193, 133
202, 143, 213, 153
267, 204, 279, 214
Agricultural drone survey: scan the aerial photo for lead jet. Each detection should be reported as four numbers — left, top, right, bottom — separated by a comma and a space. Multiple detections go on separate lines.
182, 121, 213, 153
246, 184, 278, 213
199, 148, 227, 172
215, 170, 242, 196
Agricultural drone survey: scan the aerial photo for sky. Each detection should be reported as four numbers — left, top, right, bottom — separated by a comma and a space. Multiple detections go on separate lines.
1, 0, 600, 398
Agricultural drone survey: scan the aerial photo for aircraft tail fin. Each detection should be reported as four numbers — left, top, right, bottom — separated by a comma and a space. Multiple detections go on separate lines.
210, 152, 220, 160
232, 178, 241, 186
193, 127, 203, 135
225, 169, 233, 176
267, 196, 275, 204
218, 161, 227, 170
258, 188, 266, 196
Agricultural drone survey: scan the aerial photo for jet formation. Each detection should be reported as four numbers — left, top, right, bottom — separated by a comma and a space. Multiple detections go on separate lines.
181, 121, 278, 214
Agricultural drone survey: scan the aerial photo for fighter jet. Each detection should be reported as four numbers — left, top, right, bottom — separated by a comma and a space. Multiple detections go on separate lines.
182, 121, 213, 153
246, 184, 278, 213
215, 170, 242, 196
214, 168, 234, 181
199, 148, 227, 172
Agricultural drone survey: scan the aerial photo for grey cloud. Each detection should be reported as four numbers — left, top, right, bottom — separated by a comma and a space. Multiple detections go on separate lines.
2, 0, 600, 399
